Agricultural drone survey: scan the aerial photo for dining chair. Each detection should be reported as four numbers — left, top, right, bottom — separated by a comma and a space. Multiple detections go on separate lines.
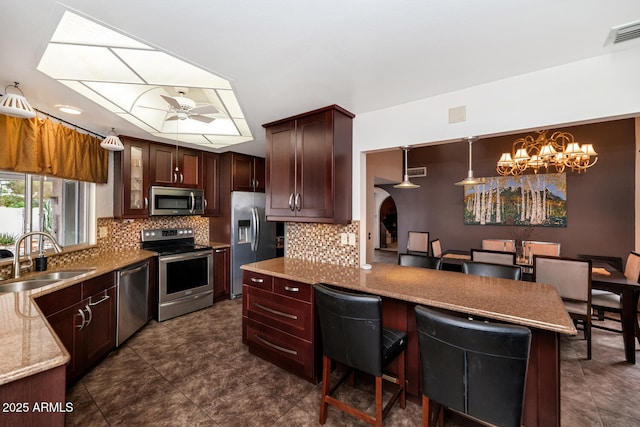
408, 231, 430, 255
314, 284, 407, 426
481, 239, 516, 253
430, 239, 442, 258
415, 305, 531, 427
398, 253, 443, 270
534, 255, 592, 359
470, 248, 516, 266
462, 261, 522, 280
523, 241, 561, 258
577, 254, 623, 272
590, 251, 640, 335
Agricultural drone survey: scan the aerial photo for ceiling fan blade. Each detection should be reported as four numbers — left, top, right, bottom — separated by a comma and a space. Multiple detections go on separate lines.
190, 115, 216, 124
190, 105, 219, 115
165, 115, 179, 121
160, 94, 182, 109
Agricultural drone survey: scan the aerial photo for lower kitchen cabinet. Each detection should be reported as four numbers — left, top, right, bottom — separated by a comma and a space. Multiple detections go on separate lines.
36, 272, 116, 385
213, 247, 230, 302
242, 271, 318, 382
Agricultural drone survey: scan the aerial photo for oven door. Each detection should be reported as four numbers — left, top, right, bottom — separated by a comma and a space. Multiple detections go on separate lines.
158, 250, 213, 304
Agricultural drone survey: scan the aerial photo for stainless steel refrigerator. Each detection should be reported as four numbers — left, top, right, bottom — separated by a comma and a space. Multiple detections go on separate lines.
230, 191, 277, 298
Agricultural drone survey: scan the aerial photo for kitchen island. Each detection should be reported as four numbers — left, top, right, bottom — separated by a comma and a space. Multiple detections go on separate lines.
241, 257, 576, 427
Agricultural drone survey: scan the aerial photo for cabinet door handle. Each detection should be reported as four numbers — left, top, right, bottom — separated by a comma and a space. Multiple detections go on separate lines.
204, 198, 208, 210
295, 193, 301, 211
284, 286, 299, 293
89, 292, 110, 306
251, 277, 264, 283
180, 173, 184, 184
215, 249, 225, 253
76, 308, 86, 330
84, 305, 93, 326
254, 179, 259, 189
254, 333, 298, 355
254, 302, 298, 320
144, 197, 148, 209
173, 172, 177, 183
288, 193, 295, 211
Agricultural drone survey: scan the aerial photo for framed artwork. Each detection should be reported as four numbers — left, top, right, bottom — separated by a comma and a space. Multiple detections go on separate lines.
463, 173, 566, 227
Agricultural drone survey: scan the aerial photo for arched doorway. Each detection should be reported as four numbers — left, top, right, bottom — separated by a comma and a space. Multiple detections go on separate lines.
374, 188, 398, 263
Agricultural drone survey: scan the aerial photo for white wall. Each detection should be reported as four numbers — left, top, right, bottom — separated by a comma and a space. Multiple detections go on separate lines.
354, 47, 640, 251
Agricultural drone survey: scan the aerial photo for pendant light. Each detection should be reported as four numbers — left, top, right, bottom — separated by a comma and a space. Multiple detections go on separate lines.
394, 146, 420, 189
0, 82, 36, 119
100, 128, 125, 151
454, 136, 484, 186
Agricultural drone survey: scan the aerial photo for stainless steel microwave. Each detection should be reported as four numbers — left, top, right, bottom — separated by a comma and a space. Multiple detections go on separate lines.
149, 186, 204, 216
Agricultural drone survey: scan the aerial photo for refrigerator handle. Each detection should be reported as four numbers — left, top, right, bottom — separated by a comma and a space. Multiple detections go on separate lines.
254, 207, 260, 253
250, 207, 258, 252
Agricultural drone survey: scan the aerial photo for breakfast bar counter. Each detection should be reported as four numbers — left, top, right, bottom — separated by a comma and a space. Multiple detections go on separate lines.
241, 257, 576, 427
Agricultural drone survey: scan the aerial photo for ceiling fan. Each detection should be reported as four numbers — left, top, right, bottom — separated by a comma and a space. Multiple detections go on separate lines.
141, 89, 220, 123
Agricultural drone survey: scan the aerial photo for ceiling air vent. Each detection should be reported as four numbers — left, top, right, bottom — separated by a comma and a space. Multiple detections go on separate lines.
407, 166, 427, 177
604, 20, 640, 46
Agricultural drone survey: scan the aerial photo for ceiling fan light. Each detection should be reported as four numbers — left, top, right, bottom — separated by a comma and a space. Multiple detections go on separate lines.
0, 83, 36, 119
100, 128, 125, 151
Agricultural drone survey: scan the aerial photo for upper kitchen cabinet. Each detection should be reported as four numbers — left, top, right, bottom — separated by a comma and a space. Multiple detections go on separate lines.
263, 105, 354, 224
114, 136, 150, 218
231, 153, 265, 192
149, 144, 202, 188
202, 151, 220, 216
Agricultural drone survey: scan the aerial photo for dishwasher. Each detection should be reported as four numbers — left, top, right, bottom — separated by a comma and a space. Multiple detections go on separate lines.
116, 260, 149, 346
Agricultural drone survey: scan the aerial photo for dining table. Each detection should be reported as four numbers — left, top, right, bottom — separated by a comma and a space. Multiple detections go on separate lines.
591, 261, 640, 364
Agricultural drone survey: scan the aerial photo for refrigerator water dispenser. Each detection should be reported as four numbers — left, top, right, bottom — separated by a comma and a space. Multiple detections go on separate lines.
237, 220, 251, 244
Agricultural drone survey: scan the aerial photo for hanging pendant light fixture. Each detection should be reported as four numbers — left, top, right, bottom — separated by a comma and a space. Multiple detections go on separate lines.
0, 82, 36, 119
454, 136, 484, 186
100, 128, 125, 151
394, 146, 420, 189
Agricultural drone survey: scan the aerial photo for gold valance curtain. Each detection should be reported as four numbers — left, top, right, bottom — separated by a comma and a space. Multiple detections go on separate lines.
0, 114, 108, 183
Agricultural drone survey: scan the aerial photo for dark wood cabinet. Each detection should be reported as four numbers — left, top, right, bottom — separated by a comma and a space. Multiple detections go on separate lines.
213, 247, 230, 301
36, 273, 116, 385
202, 152, 220, 216
231, 153, 265, 192
263, 104, 354, 224
242, 271, 318, 382
114, 136, 150, 218
149, 144, 202, 188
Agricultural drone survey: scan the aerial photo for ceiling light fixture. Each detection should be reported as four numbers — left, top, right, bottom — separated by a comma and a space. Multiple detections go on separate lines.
394, 146, 420, 189
496, 130, 598, 176
454, 137, 484, 186
0, 82, 36, 119
56, 105, 83, 115
100, 128, 125, 151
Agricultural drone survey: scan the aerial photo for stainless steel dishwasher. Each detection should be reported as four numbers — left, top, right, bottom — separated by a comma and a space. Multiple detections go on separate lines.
116, 260, 149, 346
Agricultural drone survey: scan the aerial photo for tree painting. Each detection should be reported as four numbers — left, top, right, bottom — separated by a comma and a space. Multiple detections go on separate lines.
464, 173, 566, 227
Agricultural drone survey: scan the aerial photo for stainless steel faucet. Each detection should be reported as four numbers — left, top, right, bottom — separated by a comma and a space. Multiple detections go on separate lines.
13, 231, 63, 278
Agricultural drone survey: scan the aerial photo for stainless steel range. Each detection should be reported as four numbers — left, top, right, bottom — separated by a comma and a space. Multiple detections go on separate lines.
141, 227, 213, 321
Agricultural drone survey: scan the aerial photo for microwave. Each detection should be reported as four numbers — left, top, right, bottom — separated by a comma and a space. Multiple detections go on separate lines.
149, 186, 205, 216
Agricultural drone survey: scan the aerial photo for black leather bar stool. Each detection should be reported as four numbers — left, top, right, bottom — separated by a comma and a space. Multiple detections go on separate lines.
398, 253, 443, 270
415, 305, 531, 427
314, 283, 407, 427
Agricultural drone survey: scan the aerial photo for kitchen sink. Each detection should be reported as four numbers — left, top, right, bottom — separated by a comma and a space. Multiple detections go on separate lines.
0, 279, 60, 293
33, 269, 95, 281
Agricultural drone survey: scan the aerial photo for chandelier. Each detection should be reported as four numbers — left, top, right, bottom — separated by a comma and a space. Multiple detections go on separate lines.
496, 130, 597, 176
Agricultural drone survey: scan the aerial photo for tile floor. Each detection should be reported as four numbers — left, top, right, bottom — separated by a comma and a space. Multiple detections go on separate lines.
66, 297, 640, 426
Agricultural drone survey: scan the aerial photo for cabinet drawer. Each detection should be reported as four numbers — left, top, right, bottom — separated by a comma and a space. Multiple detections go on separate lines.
35, 284, 81, 316
245, 318, 314, 380
274, 278, 311, 302
243, 285, 312, 340
82, 272, 116, 299
242, 271, 273, 291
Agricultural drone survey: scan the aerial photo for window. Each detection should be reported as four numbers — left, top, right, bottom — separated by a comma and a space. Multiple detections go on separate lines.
0, 171, 92, 254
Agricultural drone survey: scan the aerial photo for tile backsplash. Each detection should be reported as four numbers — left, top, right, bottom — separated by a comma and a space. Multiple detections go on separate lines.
285, 221, 360, 267
1, 217, 361, 278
